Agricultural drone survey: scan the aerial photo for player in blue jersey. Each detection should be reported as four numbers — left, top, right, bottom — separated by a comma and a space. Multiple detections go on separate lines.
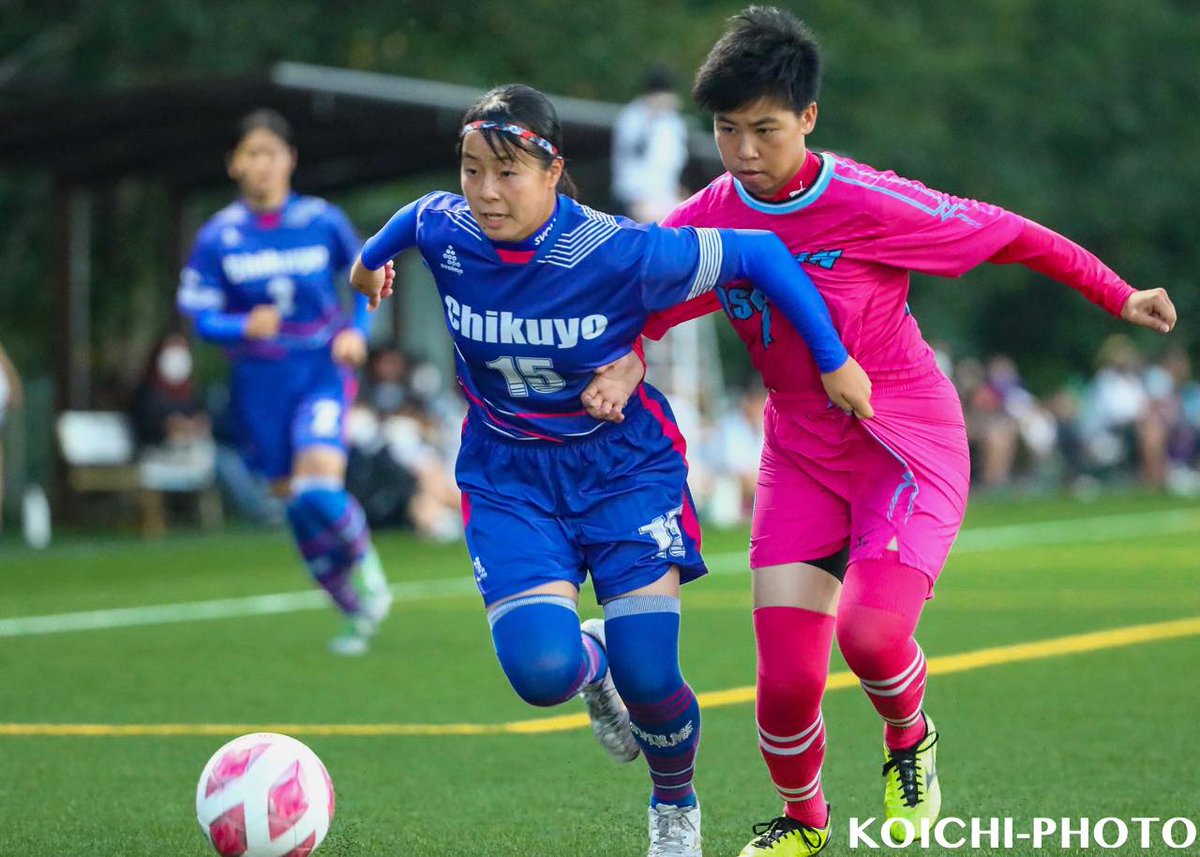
177, 109, 392, 656
350, 84, 872, 856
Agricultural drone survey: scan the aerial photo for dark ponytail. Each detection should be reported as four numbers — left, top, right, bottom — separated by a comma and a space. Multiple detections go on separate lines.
458, 84, 577, 198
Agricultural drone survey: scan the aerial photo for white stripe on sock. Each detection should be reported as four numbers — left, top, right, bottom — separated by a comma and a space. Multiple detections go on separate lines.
757, 712, 823, 745
860, 652, 927, 698
883, 708, 926, 729
776, 769, 822, 798
859, 648, 924, 691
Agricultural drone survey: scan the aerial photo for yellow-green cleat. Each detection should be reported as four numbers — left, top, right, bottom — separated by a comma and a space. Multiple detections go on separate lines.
882, 715, 941, 825
737, 810, 830, 856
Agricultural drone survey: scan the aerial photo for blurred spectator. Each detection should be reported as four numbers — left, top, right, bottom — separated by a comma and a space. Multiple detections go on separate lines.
679, 342, 1200, 512
987, 355, 1058, 483
0, 340, 24, 528
611, 66, 689, 223
958, 356, 1019, 489
346, 346, 464, 541
706, 387, 766, 524
130, 332, 211, 448
1078, 334, 1167, 488
1155, 348, 1200, 495
127, 332, 223, 532
363, 347, 411, 416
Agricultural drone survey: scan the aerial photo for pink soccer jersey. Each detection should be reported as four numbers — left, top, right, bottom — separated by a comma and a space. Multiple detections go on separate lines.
655, 153, 1029, 393
650, 152, 1137, 578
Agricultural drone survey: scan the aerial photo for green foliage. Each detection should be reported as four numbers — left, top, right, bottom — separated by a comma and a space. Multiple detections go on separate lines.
2, 1, 1198, 392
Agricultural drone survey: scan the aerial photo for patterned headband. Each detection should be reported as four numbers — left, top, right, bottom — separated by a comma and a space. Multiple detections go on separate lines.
460, 120, 561, 159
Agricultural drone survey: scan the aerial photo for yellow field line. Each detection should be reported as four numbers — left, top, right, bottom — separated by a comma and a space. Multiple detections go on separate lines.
3, 615, 1197, 738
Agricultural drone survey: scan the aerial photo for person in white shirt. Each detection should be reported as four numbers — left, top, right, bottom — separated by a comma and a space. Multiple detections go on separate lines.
612, 67, 690, 223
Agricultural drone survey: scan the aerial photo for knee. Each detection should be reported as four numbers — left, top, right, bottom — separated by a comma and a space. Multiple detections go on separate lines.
757, 654, 828, 709
495, 641, 581, 707
600, 597, 687, 703
498, 648, 580, 707
610, 663, 680, 706
607, 645, 681, 705
835, 603, 909, 669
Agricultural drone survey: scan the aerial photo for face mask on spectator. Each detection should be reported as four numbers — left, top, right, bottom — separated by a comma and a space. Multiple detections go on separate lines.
372, 382, 407, 414
158, 346, 193, 384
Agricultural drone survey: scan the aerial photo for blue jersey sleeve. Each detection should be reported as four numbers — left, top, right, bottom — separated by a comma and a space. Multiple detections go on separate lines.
177, 229, 249, 344
638, 225, 735, 312
639, 226, 847, 373
325, 204, 361, 272
177, 229, 227, 316
192, 310, 249, 343
323, 204, 371, 338
720, 229, 848, 373
360, 197, 424, 271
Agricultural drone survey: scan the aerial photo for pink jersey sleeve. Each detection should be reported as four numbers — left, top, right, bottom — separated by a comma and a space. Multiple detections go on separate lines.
838, 165, 1024, 277
988, 217, 1135, 317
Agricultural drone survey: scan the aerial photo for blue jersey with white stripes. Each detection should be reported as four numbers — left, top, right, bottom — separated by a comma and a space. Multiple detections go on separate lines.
362, 192, 730, 442
178, 194, 365, 360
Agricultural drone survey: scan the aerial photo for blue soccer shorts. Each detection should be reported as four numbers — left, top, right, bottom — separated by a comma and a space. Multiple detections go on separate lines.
456, 384, 706, 606
229, 349, 355, 481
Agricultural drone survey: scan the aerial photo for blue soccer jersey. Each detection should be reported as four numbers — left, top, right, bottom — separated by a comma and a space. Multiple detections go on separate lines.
178, 194, 367, 359
360, 189, 850, 602
178, 195, 369, 479
362, 192, 741, 441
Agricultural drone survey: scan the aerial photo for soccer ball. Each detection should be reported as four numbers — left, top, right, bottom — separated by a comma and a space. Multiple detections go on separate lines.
195, 732, 335, 857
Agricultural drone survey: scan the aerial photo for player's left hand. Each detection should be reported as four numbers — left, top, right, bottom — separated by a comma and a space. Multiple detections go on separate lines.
1121, 288, 1177, 334
821, 356, 874, 419
332, 329, 368, 367
582, 350, 646, 423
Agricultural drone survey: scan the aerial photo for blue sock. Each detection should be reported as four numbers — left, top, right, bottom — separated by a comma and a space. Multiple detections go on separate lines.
489, 595, 606, 707
286, 479, 370, 615
605, 595, 700, 808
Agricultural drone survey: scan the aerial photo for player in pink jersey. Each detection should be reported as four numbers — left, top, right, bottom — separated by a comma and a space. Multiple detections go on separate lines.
583, 7, 1177, 855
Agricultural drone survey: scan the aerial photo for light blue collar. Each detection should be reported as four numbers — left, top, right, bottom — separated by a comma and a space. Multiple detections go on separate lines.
731, 151, 835, 214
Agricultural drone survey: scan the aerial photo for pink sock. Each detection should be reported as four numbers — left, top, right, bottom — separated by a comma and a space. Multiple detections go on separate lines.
753, 606, 834, 827
836, 554, 931, 751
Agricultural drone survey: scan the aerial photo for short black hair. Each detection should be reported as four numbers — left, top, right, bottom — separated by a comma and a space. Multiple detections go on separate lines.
236, 108, 295, 148
693, 5, 822, 115
458, 84, 576, 196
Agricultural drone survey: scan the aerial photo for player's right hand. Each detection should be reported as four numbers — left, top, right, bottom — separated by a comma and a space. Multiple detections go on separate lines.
582, 350, 646, 423
821, 356, 874, 419
350, 258, 396, 311
244, 305, 282, 340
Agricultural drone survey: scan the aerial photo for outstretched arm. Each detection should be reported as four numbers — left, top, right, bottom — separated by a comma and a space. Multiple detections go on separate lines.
635, 225, 873, 419
990, 218, 1176, 333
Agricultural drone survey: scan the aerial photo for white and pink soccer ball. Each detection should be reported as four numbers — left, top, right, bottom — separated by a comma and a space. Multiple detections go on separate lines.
195, 733, 335, 857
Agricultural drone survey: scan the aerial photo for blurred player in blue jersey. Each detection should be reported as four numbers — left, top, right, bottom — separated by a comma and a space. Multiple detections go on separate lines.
177, 109, 392, 656
350, 84, 872, 856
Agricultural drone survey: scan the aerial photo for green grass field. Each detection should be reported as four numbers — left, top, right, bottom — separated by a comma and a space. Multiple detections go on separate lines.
2, 494, 1198, 856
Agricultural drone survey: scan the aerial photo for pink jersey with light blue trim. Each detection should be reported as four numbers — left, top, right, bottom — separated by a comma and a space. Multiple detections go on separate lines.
658, 152, 1025, 393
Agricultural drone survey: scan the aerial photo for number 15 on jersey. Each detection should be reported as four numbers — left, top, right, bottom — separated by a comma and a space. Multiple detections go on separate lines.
486, 356, 566, 397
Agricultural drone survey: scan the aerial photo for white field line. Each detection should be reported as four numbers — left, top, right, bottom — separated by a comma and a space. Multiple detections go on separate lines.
1, 507, 1197, 638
